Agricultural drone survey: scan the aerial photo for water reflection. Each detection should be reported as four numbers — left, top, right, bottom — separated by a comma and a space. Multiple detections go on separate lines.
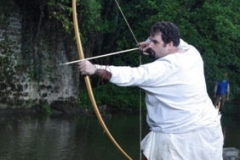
0, 113, 144, 160
0, 112, 239, 160
0, 114, 77, 160
222, 115, 240, 149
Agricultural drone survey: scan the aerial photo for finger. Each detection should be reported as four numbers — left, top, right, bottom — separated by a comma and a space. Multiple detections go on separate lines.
138, 41, 149, 50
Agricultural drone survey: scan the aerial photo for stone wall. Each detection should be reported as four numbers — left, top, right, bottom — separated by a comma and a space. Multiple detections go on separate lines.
0, 1, 80, 110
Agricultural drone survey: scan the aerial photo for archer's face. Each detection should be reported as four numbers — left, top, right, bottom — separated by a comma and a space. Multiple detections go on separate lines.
148, 33, 172, 58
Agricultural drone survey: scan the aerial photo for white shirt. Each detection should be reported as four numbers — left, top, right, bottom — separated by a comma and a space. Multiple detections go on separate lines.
102, 40, 218, 133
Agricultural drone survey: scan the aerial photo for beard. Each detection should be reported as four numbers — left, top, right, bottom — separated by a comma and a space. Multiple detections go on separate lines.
145, 48, 156, 59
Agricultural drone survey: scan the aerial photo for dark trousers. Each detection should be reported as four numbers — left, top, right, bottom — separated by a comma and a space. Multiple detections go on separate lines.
214, 95, 226, 112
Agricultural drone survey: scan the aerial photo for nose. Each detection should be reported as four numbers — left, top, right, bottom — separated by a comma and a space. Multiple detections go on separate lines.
148, 39, 155, 46
148, 42, 154, 49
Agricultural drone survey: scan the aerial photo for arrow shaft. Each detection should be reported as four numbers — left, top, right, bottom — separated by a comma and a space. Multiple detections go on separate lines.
60, 47, 138, 66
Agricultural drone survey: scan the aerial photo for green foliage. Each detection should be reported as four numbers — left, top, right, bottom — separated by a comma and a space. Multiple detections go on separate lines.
47, 0, 102, 36
0, 36, 17, 86
9, 0, 240, 106
41, 104, 52, 115
79, 82, 145, 109
187, 1, 240, 98
94, 83, 145, 109
77, 0, 240, 105
78, 89, 91, 108
47, 0, 73, 33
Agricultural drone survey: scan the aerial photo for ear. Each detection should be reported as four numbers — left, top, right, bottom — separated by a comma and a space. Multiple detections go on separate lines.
166, 41, 174, 50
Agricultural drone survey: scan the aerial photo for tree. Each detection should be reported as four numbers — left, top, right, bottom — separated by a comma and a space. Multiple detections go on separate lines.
12, 0, 240, 105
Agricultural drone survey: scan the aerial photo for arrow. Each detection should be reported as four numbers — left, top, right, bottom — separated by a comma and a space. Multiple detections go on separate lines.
59, 47, 139, 66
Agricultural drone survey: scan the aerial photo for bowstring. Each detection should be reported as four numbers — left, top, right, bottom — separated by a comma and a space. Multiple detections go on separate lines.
114, 0, 139, 45
114, 0, 143, 159
138, 54, 142, 160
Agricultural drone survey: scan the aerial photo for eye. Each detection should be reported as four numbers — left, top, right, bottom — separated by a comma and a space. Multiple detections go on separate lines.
152, 40, 158, 44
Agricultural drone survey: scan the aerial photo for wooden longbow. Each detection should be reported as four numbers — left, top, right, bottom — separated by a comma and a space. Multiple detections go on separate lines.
72, 0, 132, 159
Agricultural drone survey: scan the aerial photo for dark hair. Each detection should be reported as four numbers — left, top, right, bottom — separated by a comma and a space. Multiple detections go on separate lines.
150, 22, 180, 46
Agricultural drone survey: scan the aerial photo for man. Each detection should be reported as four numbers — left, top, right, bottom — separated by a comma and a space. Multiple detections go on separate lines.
213, 72, 230, 113
78, 22, 223, 160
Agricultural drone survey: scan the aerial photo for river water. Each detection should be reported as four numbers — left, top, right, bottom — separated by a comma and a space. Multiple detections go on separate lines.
0, 109, 239, 160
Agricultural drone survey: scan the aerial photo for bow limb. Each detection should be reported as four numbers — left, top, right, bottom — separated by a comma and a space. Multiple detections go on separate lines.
72, 1, 132, 159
